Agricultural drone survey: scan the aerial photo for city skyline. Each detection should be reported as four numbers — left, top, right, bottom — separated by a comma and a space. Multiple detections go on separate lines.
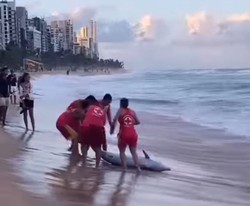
0, 0, 99, 59
11, 1, 250, 68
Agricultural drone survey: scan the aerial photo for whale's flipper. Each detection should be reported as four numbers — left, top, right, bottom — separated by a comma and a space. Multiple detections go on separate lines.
143, 150, 150, 159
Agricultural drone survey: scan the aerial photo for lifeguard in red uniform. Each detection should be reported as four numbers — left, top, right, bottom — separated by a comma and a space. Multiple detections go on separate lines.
79, 97, 106, 168
110, 98, 141, 172
56, 101, 89, 154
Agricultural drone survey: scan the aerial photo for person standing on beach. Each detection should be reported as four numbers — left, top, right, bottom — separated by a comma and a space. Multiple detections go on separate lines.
79, 96, 106, 168
19, 73, 35, 131
0, 67, 10, 126
110, 98, 141, 172
99, 93, 113, 151
56, 100, 89, 155
7, 70, 18, 104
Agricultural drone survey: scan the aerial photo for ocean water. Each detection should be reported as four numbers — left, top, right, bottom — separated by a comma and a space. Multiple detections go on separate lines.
35, 68, 250, 138
5, 68, 250, 206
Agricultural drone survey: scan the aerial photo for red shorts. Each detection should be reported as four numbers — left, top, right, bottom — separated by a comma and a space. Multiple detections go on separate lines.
56, 122, 71, 140
118, 133, 138, 149
56, 117, 79, 140
79, 125, 106, 148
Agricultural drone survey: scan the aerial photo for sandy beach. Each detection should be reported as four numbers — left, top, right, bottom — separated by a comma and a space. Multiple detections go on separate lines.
1, 71, 250, 206
0, 113, 44, 206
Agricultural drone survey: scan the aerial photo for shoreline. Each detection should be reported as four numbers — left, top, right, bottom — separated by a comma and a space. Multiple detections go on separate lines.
4, 103, 250, 205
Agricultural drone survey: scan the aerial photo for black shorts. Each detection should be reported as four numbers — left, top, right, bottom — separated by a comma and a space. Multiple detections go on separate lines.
21, 99, 34, 108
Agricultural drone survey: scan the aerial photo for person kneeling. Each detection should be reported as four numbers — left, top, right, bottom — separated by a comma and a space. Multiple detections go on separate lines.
110, 98, 141, 172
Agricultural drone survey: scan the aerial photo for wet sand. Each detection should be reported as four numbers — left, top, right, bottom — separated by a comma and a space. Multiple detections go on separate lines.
1, 74, 250, 206
0, 117, 44, 205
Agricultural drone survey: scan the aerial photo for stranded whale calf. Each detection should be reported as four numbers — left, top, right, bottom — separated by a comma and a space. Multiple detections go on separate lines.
101, 150, 171, 172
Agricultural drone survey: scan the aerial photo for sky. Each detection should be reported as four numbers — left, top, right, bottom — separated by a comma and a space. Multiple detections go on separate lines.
18, 0, 250, 69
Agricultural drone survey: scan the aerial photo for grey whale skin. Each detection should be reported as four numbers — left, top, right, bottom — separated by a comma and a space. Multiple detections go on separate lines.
101, 150, 171, 172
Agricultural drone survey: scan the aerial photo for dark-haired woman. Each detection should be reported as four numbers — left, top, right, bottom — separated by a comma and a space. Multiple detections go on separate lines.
20, 73, 35, 131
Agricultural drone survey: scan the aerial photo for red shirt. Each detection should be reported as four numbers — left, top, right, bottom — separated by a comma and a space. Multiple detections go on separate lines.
82, 105, 105, 127
118, 108, 137, 137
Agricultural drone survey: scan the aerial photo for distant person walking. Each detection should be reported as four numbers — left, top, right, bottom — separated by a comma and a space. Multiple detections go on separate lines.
7, 69, 18, 104
0, 67, 10, 126
19, 72, 35, 131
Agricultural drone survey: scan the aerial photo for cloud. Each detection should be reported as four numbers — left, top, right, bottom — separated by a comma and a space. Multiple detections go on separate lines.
185, 11, 217, 35
101, 11, 250, 69
228, 12, 250, 23
45, 8, 250, 69
134, 15, 168, 41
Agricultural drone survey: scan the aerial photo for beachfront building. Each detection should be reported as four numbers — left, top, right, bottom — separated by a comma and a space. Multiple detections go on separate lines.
0, 0, 17, 50
16, 6, 28, 49
29, 17, 49, 52
72, 42, 80, 55
51, 20, 74, 51
76, 22, 99, 58
27, 26, 41, 52
46, 25, 54, 53
79, 26, 89, 47
90, 20, 99, 58
50, 25, 63, 52
0, 20, 3, 50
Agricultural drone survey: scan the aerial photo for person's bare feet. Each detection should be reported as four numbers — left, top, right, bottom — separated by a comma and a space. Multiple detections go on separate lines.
137, 167, 142, 173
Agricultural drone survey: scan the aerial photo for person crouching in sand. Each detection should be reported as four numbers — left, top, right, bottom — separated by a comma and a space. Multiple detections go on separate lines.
110, 98, 141, 172
66, 95, 98, 151
79, 96, 106, 168
56, 100, 89, 155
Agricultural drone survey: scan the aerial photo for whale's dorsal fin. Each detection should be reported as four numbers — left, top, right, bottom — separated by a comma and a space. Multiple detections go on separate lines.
143, 150, 150, 159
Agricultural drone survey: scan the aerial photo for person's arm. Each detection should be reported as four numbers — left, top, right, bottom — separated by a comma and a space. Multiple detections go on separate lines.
110, 108, 122, 134
7, 76, 11, 94
133, 110, 140, 125
17, 78, 21, 94
0, 81, 3, 97
107, 105, 112, 127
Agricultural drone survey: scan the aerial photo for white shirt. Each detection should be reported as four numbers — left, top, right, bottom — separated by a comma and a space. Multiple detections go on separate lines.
20, 82, 34, 100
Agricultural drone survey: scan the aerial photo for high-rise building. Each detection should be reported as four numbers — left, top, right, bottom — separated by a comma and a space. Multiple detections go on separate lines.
78, 26, 89, 48
29, 17, 48, 52
90, 20, 97, 43
0, 0, 17, 50
0, 19, 3, 50
50, 26, 61, 52
46, 25, 54, 52
89, 20, 98, 58
16, 7, 28, 49
51, 20, 73, 51
73, 31, 77, 43
27, 26, 41, 51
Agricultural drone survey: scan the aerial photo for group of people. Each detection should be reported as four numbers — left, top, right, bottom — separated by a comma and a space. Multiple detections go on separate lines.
56, 94, 141, 172
0, 67, 35, 130
1, 66, 141, 172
